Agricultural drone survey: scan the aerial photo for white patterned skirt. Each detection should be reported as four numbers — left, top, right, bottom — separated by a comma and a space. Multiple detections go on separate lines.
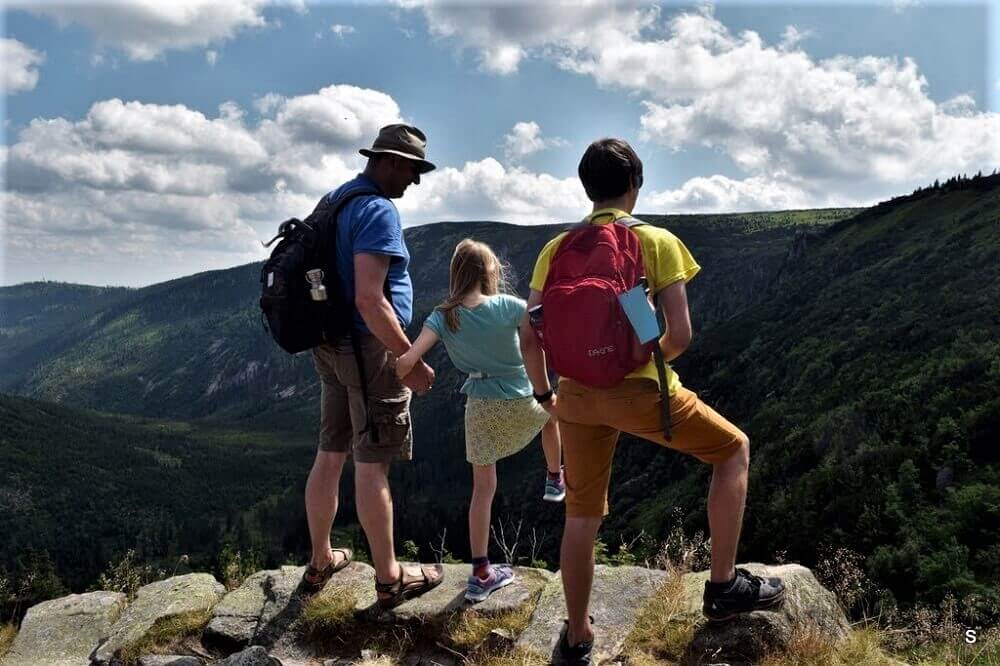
464, 395, 551, 465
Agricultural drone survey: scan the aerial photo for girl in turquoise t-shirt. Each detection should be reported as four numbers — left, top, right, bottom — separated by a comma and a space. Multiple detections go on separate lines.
395, 238, 563, 603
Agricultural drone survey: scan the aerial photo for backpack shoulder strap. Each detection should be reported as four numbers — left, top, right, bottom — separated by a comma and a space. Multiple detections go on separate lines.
615, 215, 646, 229
315, 186, 382, 218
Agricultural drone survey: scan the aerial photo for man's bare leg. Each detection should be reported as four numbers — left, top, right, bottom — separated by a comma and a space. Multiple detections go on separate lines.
305, 450, 350, 569
561, 516, 602, 646
354, 461, 401, 584
708, 436, 750, 583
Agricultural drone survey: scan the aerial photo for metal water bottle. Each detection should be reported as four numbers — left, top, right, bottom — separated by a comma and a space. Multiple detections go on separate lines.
305, 269, 327, 301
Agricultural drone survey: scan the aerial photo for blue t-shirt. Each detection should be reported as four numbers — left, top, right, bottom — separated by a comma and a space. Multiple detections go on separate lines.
326, 174, 412, 333
424, 294, 533, 400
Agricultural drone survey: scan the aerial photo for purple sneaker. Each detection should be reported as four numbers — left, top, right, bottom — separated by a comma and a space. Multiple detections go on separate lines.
465, 564, 515, 603
544, 469, 566, 502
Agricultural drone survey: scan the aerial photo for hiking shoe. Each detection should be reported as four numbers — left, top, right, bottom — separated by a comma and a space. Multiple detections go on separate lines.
464, 564, 515, 603
556, 622, 594, 665
544, 469, 566, 502
702, 567, 786, 622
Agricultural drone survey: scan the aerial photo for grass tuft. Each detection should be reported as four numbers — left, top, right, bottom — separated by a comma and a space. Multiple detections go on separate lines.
896, 625, 1000, 665
759, 624, 899, 666
446, 603, 535, 652
117, 609, 211, 665
623, 572, 696, 663
353, 655, 398, 666
466, 646, 549, 666
0, 623, 16, 658
300, 588, 359, 639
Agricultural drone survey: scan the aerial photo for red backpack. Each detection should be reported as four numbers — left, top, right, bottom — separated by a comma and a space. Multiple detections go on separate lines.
536, 214, 672, 437
539, 215, 654, 387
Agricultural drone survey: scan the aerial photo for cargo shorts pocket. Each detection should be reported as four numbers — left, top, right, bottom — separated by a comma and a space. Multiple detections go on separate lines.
369, 394, 412, 455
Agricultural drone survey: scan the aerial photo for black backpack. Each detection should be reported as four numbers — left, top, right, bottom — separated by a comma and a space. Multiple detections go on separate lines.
259, 186, 381, 354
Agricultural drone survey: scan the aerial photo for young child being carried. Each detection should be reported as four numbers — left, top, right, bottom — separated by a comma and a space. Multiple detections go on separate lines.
395, 238, 563, 603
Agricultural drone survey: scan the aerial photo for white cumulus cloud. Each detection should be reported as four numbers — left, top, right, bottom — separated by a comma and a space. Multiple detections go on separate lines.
27, 0, 268, 61
400, 0, 658, 75
398, 158, 587, 225
1, 38, 45, 94
3, 84, 407, 284
403, 4, 998, 206
3, 83, 592, 285
503, 121, 567, 161
330, 24, 356, 38
645, 175, 816, 213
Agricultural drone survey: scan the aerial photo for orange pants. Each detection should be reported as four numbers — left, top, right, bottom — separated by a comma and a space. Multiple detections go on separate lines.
557, 378, 745, 517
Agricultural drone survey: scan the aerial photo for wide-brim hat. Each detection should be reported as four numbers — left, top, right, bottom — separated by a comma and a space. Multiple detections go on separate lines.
359, 123, 436, 174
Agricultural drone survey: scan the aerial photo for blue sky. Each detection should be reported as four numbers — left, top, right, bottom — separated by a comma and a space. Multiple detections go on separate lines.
2, 1, 998, 286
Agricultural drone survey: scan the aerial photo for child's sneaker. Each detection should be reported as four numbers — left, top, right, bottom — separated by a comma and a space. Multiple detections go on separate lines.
544, 469, 566, 502
465, 564, 515, 603
702, 568, 785, 622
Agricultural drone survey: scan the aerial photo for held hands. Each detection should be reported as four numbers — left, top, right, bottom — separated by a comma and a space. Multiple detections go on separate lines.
394, 350, 418, 380
401, 360, 435, 395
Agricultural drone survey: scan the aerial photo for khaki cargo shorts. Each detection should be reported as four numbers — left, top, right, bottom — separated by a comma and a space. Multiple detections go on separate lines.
557, 378, 746, 517
312, 334, 412, 464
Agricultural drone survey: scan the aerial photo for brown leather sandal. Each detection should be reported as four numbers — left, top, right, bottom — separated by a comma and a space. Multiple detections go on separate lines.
301, 547, 353, 594
375, 564, 445, 609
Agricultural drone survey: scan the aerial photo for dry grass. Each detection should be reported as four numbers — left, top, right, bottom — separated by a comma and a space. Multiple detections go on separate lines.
898, 626, 1000, 666
356, 625, 416, 664
759, 625, 898, 666
353, 655, 399, 666
299, 588, 414, 663
622, 571, 697, 664
445, 602, 536, 652
117, 609, 212, 665
300, 588, 359, 639
466, 646, 549, 666
0, 623, 17, 658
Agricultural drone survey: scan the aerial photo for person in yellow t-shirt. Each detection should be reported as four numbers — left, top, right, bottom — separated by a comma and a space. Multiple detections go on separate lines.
519, 139, 785, 663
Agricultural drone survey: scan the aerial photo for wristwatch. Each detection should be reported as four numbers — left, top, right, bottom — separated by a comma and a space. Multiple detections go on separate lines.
533, 389, 554, 404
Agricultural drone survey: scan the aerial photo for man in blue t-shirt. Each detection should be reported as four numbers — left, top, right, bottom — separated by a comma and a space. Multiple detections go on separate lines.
301, 124, 444, 607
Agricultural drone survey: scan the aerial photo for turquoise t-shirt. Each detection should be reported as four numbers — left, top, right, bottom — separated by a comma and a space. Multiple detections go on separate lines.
423, 294, 533, 400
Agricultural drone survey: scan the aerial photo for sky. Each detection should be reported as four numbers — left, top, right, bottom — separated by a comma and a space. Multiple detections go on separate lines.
1, 0, 998, 287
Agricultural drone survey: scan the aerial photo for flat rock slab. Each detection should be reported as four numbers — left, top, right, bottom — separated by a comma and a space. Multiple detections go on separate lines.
267, 562, 378, 664
3, 591, 125, 666
205, 565, 304, 650
516, 565, 669, 663
376, 564, 554, 623
681, 563, 850, 664
210, 646, 281, 665
138, 656, 205, 666
94, 573, 226, 664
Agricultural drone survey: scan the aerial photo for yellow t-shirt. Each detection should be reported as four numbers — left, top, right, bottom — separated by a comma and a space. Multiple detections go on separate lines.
529, 208, 700, 395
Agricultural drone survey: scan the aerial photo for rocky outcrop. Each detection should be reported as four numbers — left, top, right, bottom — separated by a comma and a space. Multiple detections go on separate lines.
93, 573, 225, 664
5, 561, 853, 665
2, 591, 125, 666
206, 562, 376, 654
203, 566, 307, 651
212, 646, 280, 665
377, 563, 554, 624
517, 565, 669, 663
137, 657, 204, 666
680, 563, 850, 664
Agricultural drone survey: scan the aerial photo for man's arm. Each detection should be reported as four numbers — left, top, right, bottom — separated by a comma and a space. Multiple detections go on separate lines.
354, 253, 411, 356
655, 280, 693, 362
354, 253, 434, 391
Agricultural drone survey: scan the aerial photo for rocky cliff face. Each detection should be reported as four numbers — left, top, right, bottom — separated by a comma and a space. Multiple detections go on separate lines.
1, 562, 849, 665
